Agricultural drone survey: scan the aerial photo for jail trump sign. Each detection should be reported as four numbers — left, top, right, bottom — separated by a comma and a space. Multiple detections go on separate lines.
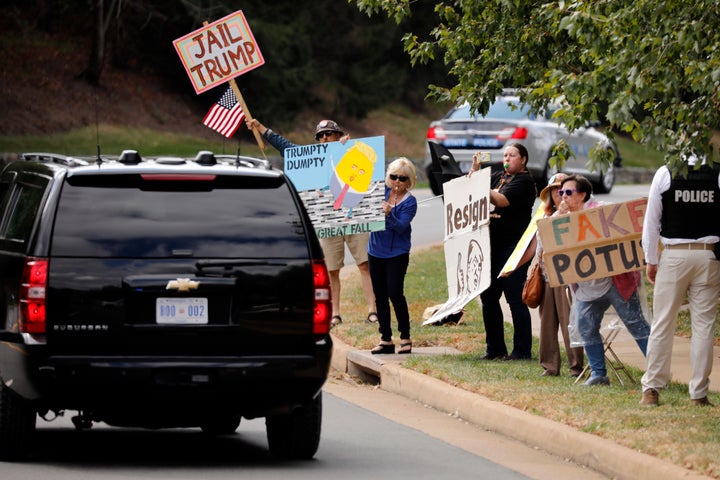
173, 11, 264, 94
536, 198, 647, 287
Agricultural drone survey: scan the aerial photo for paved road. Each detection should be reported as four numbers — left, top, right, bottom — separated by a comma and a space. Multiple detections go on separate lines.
0, 382, 609, 480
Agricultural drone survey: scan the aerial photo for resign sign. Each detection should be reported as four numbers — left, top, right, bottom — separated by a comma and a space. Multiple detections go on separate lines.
173, 11, 264, 94
536, 198, 647, 287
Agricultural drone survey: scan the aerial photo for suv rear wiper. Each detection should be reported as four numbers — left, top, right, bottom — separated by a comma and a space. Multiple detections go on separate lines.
195, 260, 288, 276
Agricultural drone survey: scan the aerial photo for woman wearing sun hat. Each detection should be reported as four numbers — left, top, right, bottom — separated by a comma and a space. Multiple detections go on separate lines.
535, 173, 585, 377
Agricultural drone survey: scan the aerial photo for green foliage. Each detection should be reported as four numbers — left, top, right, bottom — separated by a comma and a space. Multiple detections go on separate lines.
1, 1, 447, 129
0, 126, 235, 158
351, 0, 720, 175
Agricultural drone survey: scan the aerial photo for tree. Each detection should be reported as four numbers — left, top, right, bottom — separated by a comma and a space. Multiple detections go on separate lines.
352, 0, 720, 174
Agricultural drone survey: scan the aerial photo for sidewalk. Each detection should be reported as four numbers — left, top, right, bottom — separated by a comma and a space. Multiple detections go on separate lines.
521, 302, 720, 392
329, 298, 719, 480
330, 331, 715, 480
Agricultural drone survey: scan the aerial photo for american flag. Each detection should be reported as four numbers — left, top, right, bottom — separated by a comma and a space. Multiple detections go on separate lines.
202, 86, 245, 138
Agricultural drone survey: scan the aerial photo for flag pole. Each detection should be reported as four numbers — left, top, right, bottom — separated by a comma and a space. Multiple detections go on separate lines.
229, 79, 266, 160
199, 21, 266, 160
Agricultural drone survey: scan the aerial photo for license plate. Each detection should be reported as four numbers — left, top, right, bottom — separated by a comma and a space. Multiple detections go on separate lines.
156, 298, 208, 324
442, 138, 469, 148
472, 137, 501, 148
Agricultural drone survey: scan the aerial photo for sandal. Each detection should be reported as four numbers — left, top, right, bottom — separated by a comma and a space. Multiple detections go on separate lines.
371, 341, 395, 355
366, 312, 379, 324
331, 315, 342, 328
398, 339, 412, 354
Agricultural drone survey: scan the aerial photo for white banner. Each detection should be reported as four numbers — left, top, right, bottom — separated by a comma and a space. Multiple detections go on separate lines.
423, 170, 492, 325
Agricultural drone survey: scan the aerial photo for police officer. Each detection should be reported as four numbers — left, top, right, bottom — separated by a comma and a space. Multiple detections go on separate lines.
640, 155, 720, 406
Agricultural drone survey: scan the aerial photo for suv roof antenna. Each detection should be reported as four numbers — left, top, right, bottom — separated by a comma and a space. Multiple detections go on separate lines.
235, 146, 241, 167
93, 85, 103, 165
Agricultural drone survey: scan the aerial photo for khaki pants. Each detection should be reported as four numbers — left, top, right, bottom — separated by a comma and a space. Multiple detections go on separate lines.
641, 249, 720, 399
538, 282, 584, 375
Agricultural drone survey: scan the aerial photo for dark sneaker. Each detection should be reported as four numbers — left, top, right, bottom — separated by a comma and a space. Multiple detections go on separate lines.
583, 375, 610, 386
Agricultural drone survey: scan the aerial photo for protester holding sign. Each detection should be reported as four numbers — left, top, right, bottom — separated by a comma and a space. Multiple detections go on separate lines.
368, 158, 418, 354
556, 175, 650, 386
639, 156, 720, 407
245, 118, 376, 327
535, 173, 585, 377
470, 143, 537, 360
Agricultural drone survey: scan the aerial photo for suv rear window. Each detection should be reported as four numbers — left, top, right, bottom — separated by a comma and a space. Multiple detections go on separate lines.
0, 178, 48, 247
51, 173, 309, 258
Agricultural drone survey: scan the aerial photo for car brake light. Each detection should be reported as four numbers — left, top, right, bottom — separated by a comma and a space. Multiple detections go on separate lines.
426, 126, 446, 140
20, 257, 48, 334
312, 260, 331, 335
497, 127, 528, 140
140, 174, 216, 181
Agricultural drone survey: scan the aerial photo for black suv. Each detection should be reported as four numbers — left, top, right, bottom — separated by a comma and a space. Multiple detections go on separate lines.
0, 150, 333, 460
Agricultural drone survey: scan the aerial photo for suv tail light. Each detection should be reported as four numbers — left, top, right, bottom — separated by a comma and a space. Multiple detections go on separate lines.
497, 127, 528, 140
20, 257, 48, 334
426, 125, 446, 140
312, 260, 331, 336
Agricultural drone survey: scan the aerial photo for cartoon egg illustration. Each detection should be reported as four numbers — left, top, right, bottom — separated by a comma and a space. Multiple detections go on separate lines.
331, 141, 377, 211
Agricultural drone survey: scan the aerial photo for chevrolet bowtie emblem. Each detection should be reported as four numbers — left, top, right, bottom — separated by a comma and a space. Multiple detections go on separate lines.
166, 278, 199, 292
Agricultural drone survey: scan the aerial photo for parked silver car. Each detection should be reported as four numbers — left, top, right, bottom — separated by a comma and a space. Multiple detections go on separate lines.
424, 93, 621, 195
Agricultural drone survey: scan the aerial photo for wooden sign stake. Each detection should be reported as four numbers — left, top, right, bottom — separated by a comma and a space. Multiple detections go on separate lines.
229, 78, 266, 159
198, 21, 266, 159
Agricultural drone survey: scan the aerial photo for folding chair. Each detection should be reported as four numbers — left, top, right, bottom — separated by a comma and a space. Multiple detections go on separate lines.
574, 319, 636, 386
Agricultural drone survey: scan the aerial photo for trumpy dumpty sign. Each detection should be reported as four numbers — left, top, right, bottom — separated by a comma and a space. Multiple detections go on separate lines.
173, 11, 265, 94
284, 137, 387, 237
536, 198, 648, 287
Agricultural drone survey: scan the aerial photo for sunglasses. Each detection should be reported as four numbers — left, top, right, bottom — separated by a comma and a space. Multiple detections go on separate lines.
389, 174, 409, 182
316, 131, 338, 140
558, 189, 577, 197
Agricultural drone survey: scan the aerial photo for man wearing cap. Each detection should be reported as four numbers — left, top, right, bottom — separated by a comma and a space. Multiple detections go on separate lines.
640, 155, 720, 407
246, 118, 377, 327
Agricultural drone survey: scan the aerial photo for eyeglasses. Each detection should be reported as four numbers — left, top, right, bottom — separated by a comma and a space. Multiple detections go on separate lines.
558, 189, 577, 197
316, 131, 338, 140
389, 174, 409, 182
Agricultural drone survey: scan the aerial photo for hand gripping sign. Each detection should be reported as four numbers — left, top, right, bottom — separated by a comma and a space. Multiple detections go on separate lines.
174, 11, 266, 151
173, 10, 265, 94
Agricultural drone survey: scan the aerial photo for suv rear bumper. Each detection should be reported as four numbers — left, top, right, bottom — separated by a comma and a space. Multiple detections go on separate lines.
11, 346, 332, 423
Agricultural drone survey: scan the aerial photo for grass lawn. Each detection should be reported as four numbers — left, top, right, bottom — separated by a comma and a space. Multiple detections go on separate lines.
333, 245, 720, 479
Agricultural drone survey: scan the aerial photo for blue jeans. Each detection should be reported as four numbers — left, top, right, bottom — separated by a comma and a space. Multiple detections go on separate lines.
576, 283, 650, 377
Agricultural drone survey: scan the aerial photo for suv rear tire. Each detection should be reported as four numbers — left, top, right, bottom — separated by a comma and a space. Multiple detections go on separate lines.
0, 381, 36, 461
266, 393, 322, 460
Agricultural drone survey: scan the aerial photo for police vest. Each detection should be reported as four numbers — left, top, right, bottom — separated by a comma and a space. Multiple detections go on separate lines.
660, 164, 720, 239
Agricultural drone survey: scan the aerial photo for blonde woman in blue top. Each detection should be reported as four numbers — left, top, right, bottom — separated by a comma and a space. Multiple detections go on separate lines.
369, 158, 418, 354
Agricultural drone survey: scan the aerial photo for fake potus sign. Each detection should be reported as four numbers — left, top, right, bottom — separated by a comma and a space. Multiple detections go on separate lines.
423, 169, 492, 326
173, 11, 264, 94
536, 198, 647, 287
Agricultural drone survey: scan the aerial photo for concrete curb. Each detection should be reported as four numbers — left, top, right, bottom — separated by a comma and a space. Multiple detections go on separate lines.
330, 335, 713, 480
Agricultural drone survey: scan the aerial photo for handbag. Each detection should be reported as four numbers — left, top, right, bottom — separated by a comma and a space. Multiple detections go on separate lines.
521, 261, 544, 308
